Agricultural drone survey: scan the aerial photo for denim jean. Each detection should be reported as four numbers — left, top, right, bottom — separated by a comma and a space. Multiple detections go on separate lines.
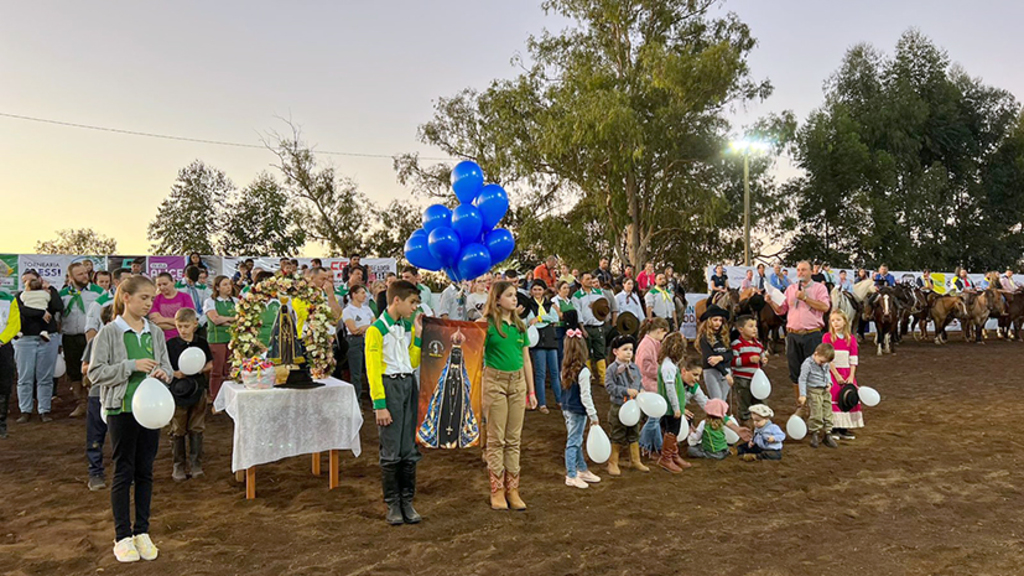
639, 416, 663, 454
563, 411, 589, 478
13, 336, 55, 414
530, 347, 562, 407
86, 396, 108, 478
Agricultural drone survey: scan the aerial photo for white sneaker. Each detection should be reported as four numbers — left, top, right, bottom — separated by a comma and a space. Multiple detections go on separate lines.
133, 533, 159, 561
113, 537, 140, 563
565, 476, 588, 489
578, 470, 602, 483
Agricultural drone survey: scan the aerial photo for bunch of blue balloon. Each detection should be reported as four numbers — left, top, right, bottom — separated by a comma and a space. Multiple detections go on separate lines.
403, 160, 515, 283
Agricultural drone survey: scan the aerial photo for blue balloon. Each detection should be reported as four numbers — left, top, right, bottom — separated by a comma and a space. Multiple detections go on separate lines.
484, 228, 515, 265
427, 226, 461, 266
444, 266, 462, 283
451, 204, 483, 245
422, 204, 452, 233
451, 160, 485, 205
457, 243, 492, 282
404, 230, 442, 271
475, 184, 509, 230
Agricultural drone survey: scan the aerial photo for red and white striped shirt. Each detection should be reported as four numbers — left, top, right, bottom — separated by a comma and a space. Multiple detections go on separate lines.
730, 336, 764, 379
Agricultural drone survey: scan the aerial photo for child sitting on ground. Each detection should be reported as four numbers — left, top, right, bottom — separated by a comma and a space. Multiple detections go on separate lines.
686, 398, 732, 460
737, 404, 785, 461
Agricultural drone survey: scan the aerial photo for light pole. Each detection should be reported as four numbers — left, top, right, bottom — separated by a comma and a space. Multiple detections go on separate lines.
729, 139, 770, 267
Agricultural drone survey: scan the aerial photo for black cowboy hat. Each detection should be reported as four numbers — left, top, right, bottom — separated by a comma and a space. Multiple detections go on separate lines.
615, 311, 640, 336
699, 304, 730, 322
562, 309, 580, 329
837, 384, 860, 412
591, 297, 611, 322
170, 376, 204, 408
516, 291, 534, 319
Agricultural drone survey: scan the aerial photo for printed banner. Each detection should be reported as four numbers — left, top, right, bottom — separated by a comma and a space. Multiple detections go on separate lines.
0, 254, 19, 296
18, 255, 72, 290
681, 293, 710, 340
108, 255, 147, 273
147, 255, 187, 282
416, 317, 486, 449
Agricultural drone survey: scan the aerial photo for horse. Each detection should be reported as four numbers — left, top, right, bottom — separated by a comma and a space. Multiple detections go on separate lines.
695, 288, 740, 323
830, 286, 860, 336
758, 303, 786, 354
1003, 288, 1024, 341
965, 287, 1007, 344
871, 288, 901, 355
930, 295, 969, 345
849, 279, 878, 342
893, 284, 929, 341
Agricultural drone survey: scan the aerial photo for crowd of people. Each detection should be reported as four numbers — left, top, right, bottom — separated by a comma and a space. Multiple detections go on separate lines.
2, 248, 1018, 564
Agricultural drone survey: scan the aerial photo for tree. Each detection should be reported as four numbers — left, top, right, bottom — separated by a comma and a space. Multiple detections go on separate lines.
266, 123, 370, 257
787, 30, 1022, 271
362, 199, 423, 259
35, 228, 117, 255
148, 159, 232, 254
396, 0, 785, 281
218, 172, 307, 256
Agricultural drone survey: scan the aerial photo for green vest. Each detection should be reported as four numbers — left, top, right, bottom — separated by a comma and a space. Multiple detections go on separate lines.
701, 422, 728, 453
107, 330, 154, 416
208, 298, 237, 344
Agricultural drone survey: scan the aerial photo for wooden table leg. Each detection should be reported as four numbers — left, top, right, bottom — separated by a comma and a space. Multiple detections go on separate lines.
235, 470, 245, 483
312, 452, 321, 476
329, 450, 339, 490
245, 468, 256, 500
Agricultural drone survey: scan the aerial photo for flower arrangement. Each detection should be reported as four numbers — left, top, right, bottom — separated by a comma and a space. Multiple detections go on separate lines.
229, 273, 337, 380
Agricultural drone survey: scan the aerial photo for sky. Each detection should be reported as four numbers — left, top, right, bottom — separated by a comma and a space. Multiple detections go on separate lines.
2, 0, 1023, 256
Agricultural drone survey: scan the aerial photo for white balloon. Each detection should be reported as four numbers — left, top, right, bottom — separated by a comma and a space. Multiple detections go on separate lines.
751, 369, 771, 400
178, 347, 206, 376
786, 414, 807, 441
859, 386, 881, 407
526, 325, 540, 348
618, 399, 641, 426
100, 407, 108, 424
586, 425, 611, 463
53, 354, 67, 378
132, 377, 175, 430
636, 392, 668, 419
724, 425, 740, 445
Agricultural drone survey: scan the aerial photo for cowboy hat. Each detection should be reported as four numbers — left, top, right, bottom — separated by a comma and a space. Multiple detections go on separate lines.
609, 334, 636, 351
170, 376, 204, 408
590, 297, 611, 322
837, 383, 860, 412
615, 311, 640, 336
699, 304, 729, 322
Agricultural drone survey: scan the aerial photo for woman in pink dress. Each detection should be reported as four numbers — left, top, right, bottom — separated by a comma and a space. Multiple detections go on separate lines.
823, 310, 862, 440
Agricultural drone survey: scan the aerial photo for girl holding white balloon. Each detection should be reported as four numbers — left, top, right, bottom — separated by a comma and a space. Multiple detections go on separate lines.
87, 275, 172, 564
823, 310, 862, 440
558, 327, 601, 489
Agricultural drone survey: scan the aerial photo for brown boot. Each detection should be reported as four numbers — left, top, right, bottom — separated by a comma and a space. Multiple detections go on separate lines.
607, 443, 622, 476
669, 434, 692, 469
504, 472, 526, 511
69, 402, 87, 418
657, 434, 682, 474
629, 443, 650, 473
489, 470, 508, 510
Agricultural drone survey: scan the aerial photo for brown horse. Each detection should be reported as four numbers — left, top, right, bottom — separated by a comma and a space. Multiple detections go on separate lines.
871, 289, 901, 355
1003, 288, 1024, 340
758, 303, 786, 353
965, 287, 1007, 344
694, 288, 740, 323
930, 295, 968, 345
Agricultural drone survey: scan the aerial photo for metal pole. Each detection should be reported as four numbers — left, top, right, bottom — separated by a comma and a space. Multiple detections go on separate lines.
743, 153, 750, 267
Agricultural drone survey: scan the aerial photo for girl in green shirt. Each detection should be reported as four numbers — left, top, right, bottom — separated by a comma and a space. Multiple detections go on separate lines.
203, 275, 237, 401
479, 281, 535, 512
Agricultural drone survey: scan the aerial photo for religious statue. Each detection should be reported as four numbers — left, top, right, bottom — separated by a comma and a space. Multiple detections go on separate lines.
417, 329, 479, 449
267, 295, 316, 387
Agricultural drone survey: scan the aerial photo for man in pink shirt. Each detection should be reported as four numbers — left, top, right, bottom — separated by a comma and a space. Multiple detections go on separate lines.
636, 262, 657, 293
768, 261, 830, 396
150, 273, 195, 340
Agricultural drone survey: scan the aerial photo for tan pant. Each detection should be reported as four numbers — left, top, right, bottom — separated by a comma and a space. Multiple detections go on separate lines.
171, 393, 208, 436
483, 366, 526, 476
806, 387, 833, 434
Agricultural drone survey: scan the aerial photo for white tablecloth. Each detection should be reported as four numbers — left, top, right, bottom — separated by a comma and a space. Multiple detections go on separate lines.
213, 377, 363, 472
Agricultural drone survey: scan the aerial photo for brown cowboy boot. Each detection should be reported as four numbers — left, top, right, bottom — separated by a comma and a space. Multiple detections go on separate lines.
666, 434, 692, 469
505, 471, 527, 511
607, 443, 622, 476
657, 433, 682, 473
489, 469, 508, 510
629, 443, 650, 472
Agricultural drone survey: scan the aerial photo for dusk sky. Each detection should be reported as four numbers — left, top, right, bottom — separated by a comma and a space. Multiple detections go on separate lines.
3, 1, 1022, 255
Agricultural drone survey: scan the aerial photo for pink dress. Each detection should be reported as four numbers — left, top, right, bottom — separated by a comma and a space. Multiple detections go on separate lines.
823, 332, 863, 429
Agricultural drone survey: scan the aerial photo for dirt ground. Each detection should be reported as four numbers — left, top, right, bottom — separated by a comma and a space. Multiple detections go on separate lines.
2, 338, 1023, 576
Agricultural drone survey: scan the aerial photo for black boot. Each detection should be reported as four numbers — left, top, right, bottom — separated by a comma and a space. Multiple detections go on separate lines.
189, 432, 205, 478
399, 462, 422, 524
172, 436, 187, 481
0, 393, 9, 438
382, 464, 404, 526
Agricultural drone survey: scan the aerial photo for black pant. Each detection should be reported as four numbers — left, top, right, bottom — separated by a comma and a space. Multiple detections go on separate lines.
86, 396, 108, 478
737, 443, 782, 460
63, 333, 88, 382
785, 330, 823, 384
379, 374, 422, 467
109, 413, 160, 541
0, 343, 14, 427
660, 414, 683, 436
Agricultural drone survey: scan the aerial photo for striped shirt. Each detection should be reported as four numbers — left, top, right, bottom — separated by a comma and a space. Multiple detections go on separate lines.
730, 336, 764, 379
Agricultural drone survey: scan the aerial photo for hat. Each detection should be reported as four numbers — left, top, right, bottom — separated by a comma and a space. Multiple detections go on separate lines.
837, 383, 860, 412
590, 297, 611, 322
748, 404, 774, 418
615, 311, 640, 336
705, 398, 729, 419
562, 309, 580, 329
699, 304, 729, 322
170, 376, 203, 408
516, 291, 533, 319
609, 334, 636, 351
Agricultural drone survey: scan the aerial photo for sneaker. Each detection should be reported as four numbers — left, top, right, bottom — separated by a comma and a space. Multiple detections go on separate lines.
113, 537, 140, 563
133, 534, 158, 561
88, 476, 106, 491
538, 406, 550, 414
40, 414, 53, 423
839, 432, 856, 440
16, 414, 30, 424
578, 470, 602, 483
565, 476, 588, 489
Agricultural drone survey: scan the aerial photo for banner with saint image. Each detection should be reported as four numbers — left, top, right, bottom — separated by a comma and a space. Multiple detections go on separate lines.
416, 317, 486, 450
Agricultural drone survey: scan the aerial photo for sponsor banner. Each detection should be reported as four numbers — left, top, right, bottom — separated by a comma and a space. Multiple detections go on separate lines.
147, 255, 187, 282
0, 254, 19, 296
18, 254, 73, 290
